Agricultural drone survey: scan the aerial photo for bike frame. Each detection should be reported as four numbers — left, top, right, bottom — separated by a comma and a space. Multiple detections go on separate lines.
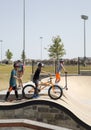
38, 72, 68, 92
38, 75, 54, 91
27, 72, 68, 94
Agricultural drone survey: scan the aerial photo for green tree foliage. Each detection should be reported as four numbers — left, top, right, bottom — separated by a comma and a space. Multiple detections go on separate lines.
6, 49, 13, 61
48, 35, 66, 60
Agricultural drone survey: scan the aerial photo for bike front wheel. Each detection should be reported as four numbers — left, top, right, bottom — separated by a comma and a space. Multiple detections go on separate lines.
22, 85, 35, 99
48, 85, 63, 100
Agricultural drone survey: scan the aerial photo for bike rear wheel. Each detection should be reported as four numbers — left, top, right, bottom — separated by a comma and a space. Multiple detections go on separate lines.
22, 85, 35, 99
48, 85, 63, 100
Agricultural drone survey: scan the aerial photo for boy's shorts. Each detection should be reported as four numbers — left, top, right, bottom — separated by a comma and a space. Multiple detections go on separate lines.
9, 86, 17, 92
55, 72, 61, 82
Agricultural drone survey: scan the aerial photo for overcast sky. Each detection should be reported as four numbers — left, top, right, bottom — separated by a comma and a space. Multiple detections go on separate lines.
0, 0, 91, 61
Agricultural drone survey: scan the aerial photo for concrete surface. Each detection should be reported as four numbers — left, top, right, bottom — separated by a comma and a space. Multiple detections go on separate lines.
0, 75, 91, 127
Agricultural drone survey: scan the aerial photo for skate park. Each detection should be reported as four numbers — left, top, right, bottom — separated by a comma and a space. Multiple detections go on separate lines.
0, 74, 91, 130
0, 0, 91, 130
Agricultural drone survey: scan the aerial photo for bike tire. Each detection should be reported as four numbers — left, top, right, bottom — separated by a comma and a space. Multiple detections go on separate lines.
48, 85, 63, 100
22, 84, 35, 99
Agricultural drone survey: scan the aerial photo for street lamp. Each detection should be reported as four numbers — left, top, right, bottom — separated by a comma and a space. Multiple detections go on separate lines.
81, 15, 88, 61
40, 37, 43, 60
0, 40, 3, 63
23, 0, 25, 64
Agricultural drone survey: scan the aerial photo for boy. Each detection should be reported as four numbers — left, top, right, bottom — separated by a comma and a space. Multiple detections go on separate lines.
33, 62, 43, 96
17, 60, 24, 88
5, 62, 19, 101
55, 59, 65, 83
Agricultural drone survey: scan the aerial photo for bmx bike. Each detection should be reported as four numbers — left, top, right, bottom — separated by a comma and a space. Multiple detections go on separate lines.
22, 72, 68, 100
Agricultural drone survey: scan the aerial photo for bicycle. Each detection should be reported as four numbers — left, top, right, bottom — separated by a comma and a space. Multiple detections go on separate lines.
22, 72, 68, 100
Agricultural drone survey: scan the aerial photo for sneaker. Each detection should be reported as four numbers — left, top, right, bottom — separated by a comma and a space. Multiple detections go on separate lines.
33, 94, 39, 98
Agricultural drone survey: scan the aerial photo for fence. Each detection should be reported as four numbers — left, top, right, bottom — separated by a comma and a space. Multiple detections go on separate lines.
78, 57, 91, 75
30, 59, 78, 76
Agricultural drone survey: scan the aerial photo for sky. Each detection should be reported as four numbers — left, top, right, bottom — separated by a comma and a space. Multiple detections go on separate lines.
0, 0, 91, 61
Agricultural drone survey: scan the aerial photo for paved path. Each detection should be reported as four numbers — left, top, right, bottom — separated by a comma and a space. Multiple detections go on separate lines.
0, 75, 91, 128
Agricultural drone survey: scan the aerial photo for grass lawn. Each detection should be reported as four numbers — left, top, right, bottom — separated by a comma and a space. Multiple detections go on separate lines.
0, 64, 32, 91
0, 64, 79, 91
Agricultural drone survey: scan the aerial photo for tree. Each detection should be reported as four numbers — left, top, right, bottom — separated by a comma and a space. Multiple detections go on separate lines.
6, 49, 13, 62
48, 35, 66, 60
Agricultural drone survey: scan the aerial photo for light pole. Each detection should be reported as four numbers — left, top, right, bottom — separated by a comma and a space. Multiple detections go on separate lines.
40, 37, 43, 60
0, 40, 3, 63
23, 0, 25, 64
81, 15, 88, 61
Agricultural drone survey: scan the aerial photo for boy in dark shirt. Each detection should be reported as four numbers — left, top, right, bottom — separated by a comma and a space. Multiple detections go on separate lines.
33, 62, 43, 96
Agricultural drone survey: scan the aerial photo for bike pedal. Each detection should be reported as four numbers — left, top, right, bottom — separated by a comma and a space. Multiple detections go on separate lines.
38, 89, 40, 92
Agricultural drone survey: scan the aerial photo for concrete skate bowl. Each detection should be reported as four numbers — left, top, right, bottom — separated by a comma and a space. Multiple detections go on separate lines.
0, 75, 91, 129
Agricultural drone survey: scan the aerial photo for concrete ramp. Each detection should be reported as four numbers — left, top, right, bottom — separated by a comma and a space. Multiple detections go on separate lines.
0, 75, 91, 129
58, 75, 91, 127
